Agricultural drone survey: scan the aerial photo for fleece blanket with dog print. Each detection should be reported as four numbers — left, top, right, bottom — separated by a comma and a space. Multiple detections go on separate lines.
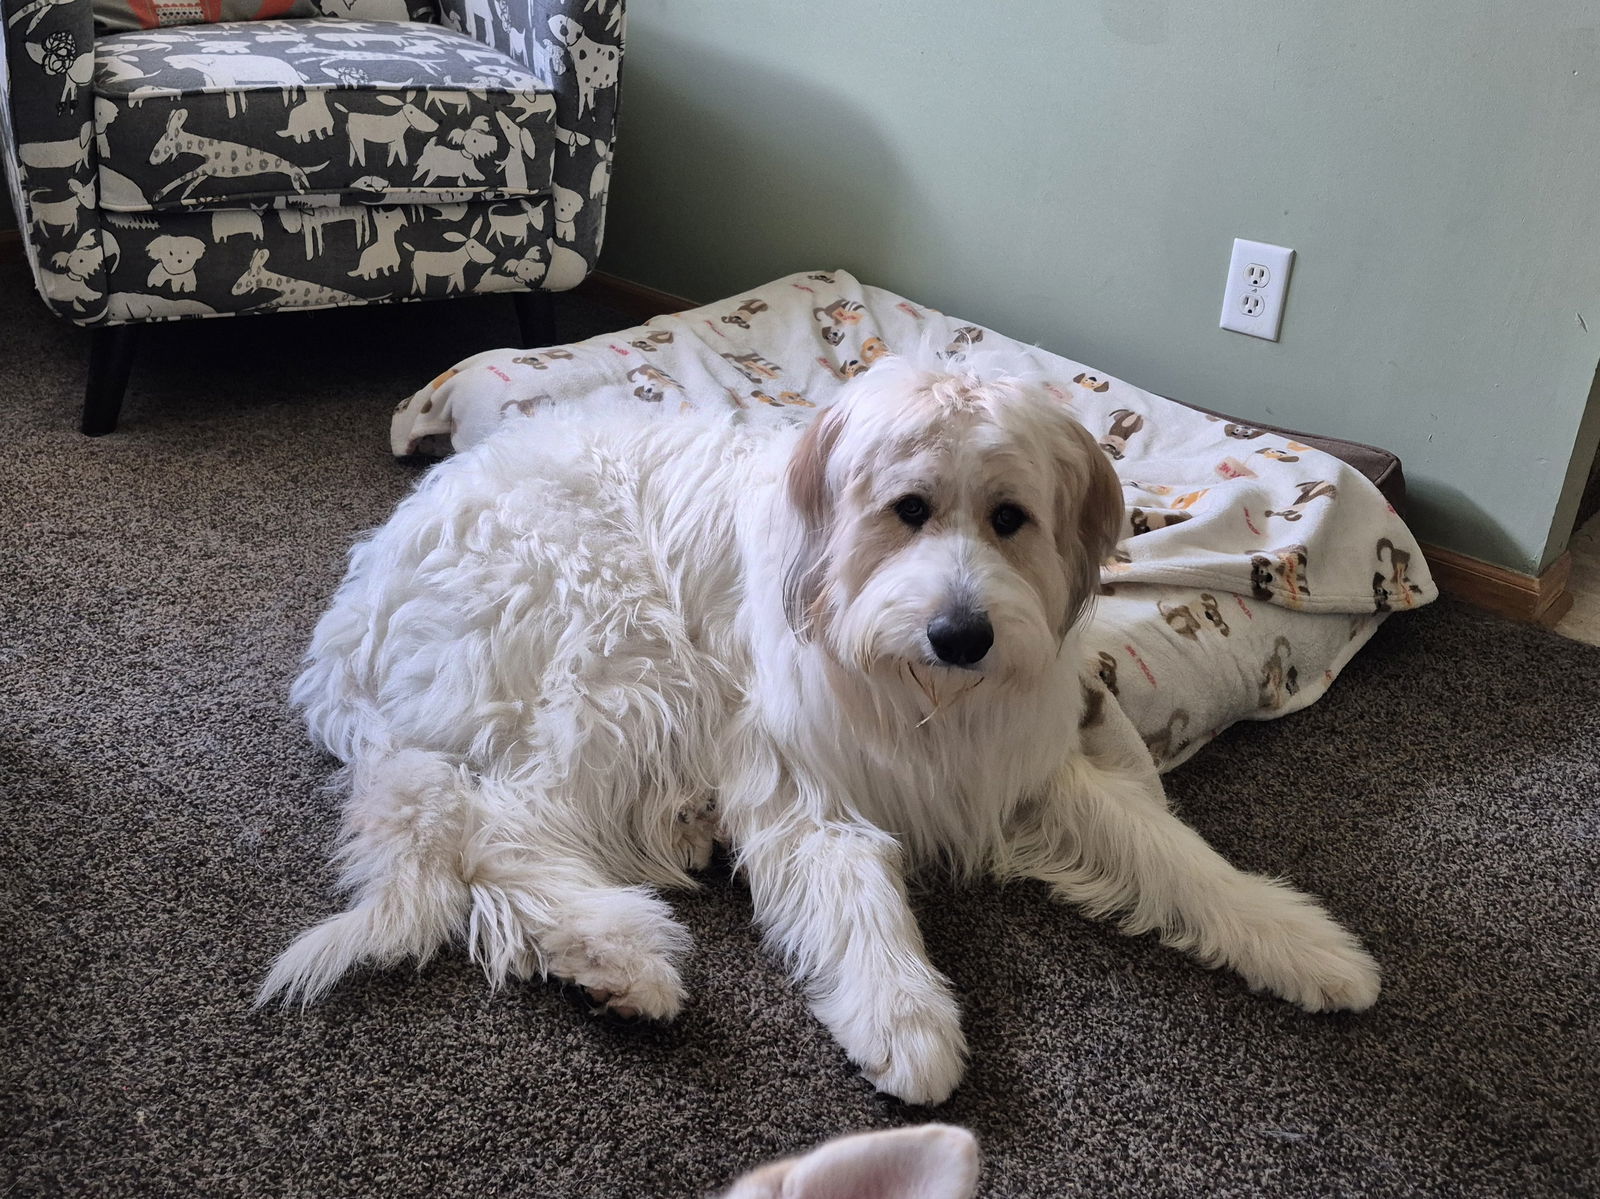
388, 270, 1437, 771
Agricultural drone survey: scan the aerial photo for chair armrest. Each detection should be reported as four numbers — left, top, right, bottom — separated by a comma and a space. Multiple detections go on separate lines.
2, 0, 108, 323
439, 0, 622, 121
437, 0, 622, 281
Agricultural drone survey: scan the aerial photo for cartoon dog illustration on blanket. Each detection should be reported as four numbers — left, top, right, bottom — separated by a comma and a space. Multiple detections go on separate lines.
1199, 593, 1231, 636
861, 336, 891, 364
1159, 601, 1204, 641
722, 352, 783, 383
1092, 651, 1120, 697
627, 364, 682, 403
1130, 507, 1192, 537
1250, 545, 1312, 607
1258, 638, 1300, 708
1159, 594, 1231, 641
628, 330, 674, 353
941, 325, 984, 357
719, 298, 769, 329
1372, 538, 1424, 611
499, 393, 554, 417
812, 298, 863, 346
1144, 709, 1192, 765
1100, 409, 1144, 460
750, 389, 814, 408
513, 348, 576, 370
817, 356, 871, 382
1266, 480, 1338, 522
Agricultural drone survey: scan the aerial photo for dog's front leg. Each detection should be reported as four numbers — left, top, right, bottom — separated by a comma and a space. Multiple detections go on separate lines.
1001, 684, 1380, 1013
740, 820, 967, 1105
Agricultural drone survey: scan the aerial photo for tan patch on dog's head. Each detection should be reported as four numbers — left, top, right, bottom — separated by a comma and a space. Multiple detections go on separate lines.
783, 405, 847, 639
1050, 416, 1125, 633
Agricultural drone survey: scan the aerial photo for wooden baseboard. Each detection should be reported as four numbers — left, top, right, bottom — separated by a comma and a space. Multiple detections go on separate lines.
0, 229, 21, 266
1421, 543, 1574, 626
576, 271, 695, 320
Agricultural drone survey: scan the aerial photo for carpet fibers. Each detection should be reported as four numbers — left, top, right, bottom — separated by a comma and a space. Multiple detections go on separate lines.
2, 263, 1597, 1197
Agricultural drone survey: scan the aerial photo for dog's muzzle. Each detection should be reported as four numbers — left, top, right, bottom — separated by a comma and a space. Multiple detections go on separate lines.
927, 610, 993, 668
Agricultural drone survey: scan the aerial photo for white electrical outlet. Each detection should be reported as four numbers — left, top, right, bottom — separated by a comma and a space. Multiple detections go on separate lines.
1220, 238, 1294, 341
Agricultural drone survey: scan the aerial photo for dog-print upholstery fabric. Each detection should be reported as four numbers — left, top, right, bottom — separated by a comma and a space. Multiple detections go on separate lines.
1, 0, 619, 325
434, 0, 620, 265
391, 269, 1437, 771
91, 0, 433, 36
94, 20, 554, 211
90, 196, 547, 320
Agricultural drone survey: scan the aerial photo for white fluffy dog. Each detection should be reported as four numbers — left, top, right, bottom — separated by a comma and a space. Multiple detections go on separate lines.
260, 352, 1379, 1105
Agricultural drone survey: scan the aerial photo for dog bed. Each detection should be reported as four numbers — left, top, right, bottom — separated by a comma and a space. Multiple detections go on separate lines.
389, 270, 1437, 771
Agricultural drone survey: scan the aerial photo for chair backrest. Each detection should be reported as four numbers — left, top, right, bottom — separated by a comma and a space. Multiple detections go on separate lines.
93, 0, 435, 36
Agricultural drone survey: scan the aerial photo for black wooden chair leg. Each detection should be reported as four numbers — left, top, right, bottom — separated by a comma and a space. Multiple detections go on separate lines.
513, 290, 557, 348
83, 325, 140, 437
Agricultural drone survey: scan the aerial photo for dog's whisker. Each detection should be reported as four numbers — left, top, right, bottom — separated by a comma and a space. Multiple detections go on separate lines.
907, 663, 938, 711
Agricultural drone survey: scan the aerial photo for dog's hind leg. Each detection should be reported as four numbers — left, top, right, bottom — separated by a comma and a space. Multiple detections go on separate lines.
259, 755, 691, 1018
257, 748, 476, 1008
998, 685, 1380, 1014
524, 878, 690, 1020
460, 792, 691, 1021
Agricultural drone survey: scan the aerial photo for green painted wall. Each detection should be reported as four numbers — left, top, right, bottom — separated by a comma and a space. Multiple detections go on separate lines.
603, 1, 1600, 573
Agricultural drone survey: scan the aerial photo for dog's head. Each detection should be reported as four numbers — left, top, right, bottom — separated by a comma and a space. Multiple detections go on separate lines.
783, 354, 1123, 691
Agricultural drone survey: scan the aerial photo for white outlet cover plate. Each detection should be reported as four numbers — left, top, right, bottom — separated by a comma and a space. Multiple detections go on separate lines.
1220, 238, 1294, 341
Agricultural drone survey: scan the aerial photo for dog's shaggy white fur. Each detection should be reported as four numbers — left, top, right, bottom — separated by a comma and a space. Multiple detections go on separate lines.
261, 353, 1379, 1105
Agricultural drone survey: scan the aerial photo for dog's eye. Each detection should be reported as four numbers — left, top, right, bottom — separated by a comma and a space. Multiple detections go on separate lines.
893, 495, 931, 527
991, 503, 1029, 537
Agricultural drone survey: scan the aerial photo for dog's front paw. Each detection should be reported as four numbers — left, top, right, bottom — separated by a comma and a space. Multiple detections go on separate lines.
1270, 927, 1380, 1014
1233, 891, 1381, 1013
829, 982, 968, 1106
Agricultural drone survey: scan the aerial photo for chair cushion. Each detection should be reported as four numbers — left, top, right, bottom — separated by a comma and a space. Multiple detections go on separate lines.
94, 0, 433, 37
94, 19, 555, 213
93, 196, 554, 320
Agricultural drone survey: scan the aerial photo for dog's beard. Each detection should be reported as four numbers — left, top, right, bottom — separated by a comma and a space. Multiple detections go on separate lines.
822, 579, 1059, 727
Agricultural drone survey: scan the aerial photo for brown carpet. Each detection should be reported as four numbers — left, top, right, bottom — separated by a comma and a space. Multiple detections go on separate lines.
2, 261, 1597, 1197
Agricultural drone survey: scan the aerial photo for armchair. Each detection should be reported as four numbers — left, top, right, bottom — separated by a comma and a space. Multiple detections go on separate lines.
0, 0, 623, 433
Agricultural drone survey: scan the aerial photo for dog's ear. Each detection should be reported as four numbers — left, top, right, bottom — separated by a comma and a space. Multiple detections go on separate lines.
782, 405, 846, 639
723, 1125, 980, 1199
1054, 414, 1125, 635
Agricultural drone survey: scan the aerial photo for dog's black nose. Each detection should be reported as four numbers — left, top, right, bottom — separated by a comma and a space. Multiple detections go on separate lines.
927, 611, 993, 667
